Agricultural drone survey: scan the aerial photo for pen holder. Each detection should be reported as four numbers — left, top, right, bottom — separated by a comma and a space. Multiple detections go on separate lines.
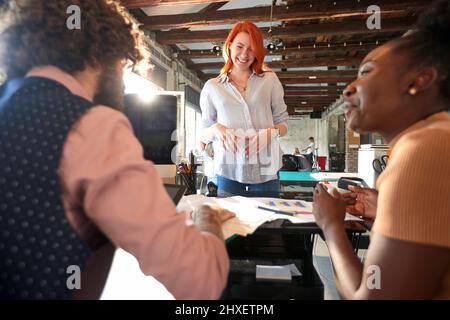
177, 170, 197, 195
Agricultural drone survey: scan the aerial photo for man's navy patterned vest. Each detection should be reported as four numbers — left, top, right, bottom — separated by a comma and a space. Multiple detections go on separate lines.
0, 76, 108, 299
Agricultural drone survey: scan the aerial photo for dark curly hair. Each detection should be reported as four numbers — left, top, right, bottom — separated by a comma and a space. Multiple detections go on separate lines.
0, 0, 147, 81
392, 0, 450, 101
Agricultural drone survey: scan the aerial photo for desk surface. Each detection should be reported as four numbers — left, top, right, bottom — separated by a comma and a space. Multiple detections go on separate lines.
279, 171, 317, 182
279, 171, 361, 182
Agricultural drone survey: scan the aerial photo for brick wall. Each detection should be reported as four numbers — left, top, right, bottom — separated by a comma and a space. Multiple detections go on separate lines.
345, 129, 360, 172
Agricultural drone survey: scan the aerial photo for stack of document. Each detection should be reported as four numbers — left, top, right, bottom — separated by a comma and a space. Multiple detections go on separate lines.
177, 195, 275, 240
255, 264, 302, 282
177, 195, 362, 240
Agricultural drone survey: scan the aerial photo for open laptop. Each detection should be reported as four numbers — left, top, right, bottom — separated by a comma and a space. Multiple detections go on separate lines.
163, 184, 187, 205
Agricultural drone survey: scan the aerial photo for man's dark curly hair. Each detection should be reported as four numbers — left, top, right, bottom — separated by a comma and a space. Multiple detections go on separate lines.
0, 0, 147, 80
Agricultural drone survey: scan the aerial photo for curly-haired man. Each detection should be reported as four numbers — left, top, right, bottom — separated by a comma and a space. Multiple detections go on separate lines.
0, 0, 232, 300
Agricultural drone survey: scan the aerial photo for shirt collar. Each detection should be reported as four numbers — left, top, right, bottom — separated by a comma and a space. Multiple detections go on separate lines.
26, 66, 93, 102
220, 70, 257, 84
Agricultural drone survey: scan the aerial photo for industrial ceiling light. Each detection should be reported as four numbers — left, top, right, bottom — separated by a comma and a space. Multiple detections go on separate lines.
211, 45, 221, 56
266, 0, 277, 53
266, 42, 276, 52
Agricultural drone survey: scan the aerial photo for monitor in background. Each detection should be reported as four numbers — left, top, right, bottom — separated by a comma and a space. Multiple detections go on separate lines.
123, 93, 178, 165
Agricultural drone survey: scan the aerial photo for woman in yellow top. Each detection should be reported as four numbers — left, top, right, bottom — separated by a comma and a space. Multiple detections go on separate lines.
313, 0, 450, 299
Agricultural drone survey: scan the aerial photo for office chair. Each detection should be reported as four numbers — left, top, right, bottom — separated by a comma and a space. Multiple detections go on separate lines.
281, 154, 299, 171
296, 154, 312, 172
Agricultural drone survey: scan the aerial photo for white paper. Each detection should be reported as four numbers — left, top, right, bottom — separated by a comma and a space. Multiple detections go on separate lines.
177, 195, 362, 240
256, 265, 292, 281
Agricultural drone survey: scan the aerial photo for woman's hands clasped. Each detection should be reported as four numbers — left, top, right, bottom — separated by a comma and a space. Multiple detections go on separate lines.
212, 124, 277, 156
212, 123, 239, 153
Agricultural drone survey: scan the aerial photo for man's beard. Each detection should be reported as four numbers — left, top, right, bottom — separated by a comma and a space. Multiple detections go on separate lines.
93, 68, 125, 111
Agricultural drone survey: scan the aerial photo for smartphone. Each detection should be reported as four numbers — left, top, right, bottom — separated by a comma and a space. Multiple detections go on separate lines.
337, 177, 368, 191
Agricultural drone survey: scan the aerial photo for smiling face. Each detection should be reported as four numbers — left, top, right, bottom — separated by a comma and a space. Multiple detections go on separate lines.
229, 32, 256, 72
342, 42, 416, 134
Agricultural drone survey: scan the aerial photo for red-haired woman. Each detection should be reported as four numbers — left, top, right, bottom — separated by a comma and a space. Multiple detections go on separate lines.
199, 21, 288, 197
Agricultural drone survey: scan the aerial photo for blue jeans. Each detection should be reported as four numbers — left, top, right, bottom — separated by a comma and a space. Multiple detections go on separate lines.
216, 175, 280, 198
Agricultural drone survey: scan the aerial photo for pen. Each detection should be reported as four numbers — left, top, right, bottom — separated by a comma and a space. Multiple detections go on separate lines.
256, 206, 294, 216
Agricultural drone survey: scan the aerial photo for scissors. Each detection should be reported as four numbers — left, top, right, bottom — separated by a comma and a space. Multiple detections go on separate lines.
372, 155, 389, 174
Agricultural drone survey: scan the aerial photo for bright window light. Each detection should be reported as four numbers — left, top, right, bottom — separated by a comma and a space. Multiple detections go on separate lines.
123, 72, 160, 103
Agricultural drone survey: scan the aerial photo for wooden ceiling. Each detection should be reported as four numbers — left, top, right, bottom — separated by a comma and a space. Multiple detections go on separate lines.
122, 0, 432, 116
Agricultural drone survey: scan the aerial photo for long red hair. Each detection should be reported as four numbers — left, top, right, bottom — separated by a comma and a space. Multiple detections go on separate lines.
220, 21, 267, 77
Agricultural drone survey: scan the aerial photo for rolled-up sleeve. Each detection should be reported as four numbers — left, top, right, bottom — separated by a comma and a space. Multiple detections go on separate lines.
200, 81, 217, 130
270, 73, 289, 128
60, 106, 229, 299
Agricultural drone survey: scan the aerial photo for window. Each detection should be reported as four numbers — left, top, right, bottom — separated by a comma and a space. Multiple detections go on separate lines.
184, 86, 202, 157
185, 103, 198, 157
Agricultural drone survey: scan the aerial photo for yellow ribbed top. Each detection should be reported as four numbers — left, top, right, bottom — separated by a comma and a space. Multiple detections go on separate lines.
373, 111, 450, 299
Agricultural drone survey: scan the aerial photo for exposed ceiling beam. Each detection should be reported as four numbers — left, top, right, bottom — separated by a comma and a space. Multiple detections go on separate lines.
285, 94, 343, 100
176, 43, 377, 59
128, 8, 149, 20
198, 1, 228, 13
266, 57, 363, 69
187, 70, 351, 85
288, 113, 323, 116
122, 0, 226, 8
198, 75, 352, 84
195, 56, 363, 71
280, 78, 350, 85
156, 17, 414, 44
286, 104, 330, 108
287, 105, 328, 109
286, 99, 337, 102
287, 110, 327, 114
285, 96, 342, 100
283, 85, 346, 92
287, 107, 328, 113
285, 96, 339, 101
284, 92, 341, 97
139, 0, 426, 30
192, 76, 347, 96
285, 100, 338, 106
276, 70, 357, 79
288, 103, 329, 106
287, 104, 329, 109
287, 106, 315, 110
